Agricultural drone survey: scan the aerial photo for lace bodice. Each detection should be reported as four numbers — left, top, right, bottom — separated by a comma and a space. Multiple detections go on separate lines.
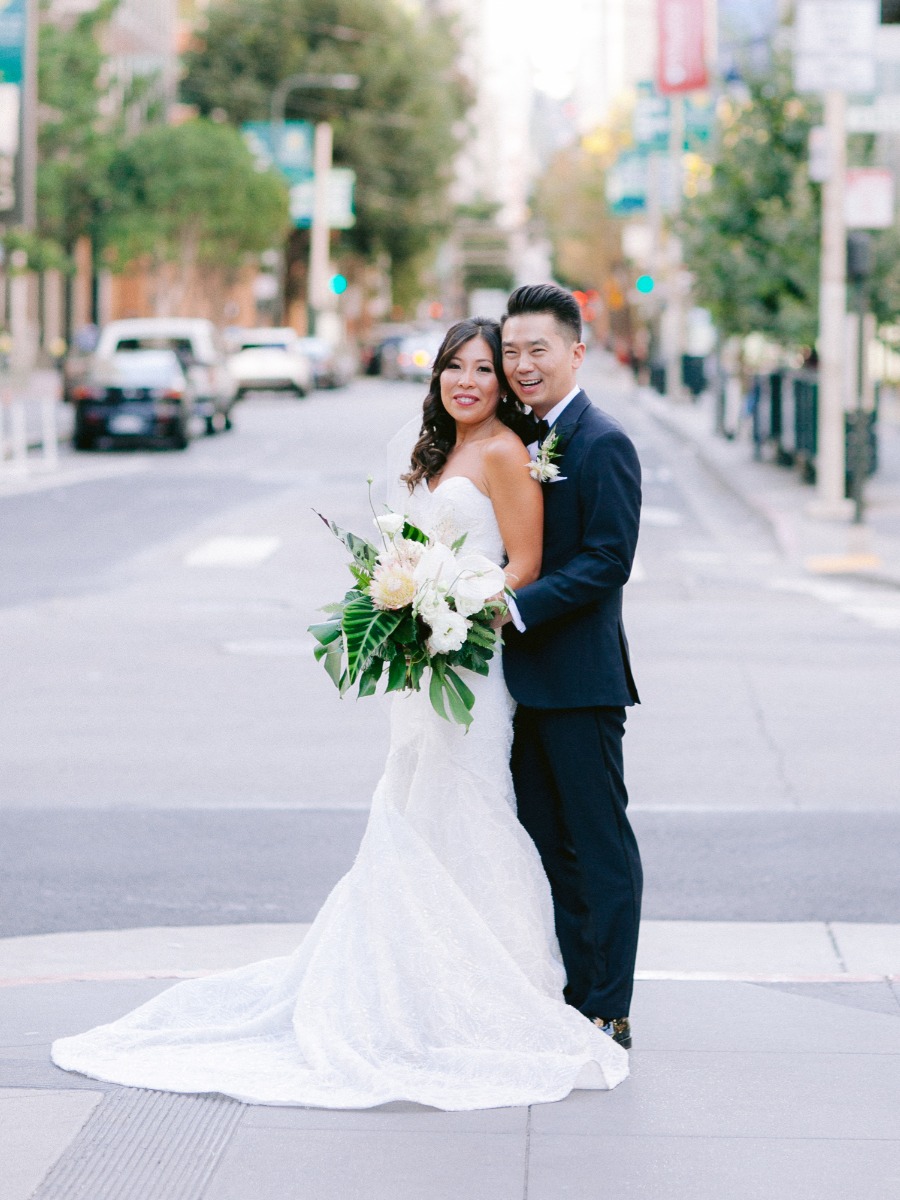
404, 476, 505, 566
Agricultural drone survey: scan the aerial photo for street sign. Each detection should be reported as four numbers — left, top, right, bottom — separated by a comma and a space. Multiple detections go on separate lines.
794, 0, 878, 94
633, 82, 715, 153
657, 0, 708, 94
845, 167, 895, 229
290, 168, 356, 230
633, 84, 670, 153
0, 0, 27, 220
242, 121, 314, 185
606, 152, 648, 215
847, 96, 900, 131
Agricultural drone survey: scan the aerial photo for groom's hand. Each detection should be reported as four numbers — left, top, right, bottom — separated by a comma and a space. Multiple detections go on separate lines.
491, 607, 512, 630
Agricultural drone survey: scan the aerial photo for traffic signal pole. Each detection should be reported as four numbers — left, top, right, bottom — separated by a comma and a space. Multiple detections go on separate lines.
308, 121, 333, 337
664, 94, 685, 403
812, 91, 852, 516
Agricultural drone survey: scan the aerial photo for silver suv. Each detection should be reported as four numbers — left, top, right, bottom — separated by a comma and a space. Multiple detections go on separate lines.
93, 318, 238, 435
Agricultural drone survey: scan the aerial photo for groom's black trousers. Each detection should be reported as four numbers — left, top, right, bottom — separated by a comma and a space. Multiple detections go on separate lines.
511, 704, 642, 1019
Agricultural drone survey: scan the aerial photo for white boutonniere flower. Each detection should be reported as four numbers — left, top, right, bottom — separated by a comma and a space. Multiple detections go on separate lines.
528, 429, 567, 483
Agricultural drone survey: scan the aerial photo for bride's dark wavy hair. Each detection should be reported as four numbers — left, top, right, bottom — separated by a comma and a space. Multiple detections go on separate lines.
403, 317, 537, 491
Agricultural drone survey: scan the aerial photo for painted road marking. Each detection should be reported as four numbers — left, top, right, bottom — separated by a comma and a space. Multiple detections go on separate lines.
222, 638, 315, 656
184, 536, 281, 568
771, 577, 900, 632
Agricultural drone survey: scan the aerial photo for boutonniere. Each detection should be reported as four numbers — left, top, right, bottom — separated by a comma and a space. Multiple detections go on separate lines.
528, 429, 567, 483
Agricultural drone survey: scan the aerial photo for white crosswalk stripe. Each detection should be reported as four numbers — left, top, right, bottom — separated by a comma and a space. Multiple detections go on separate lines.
770, 577, 900, 631
183, 535, 281, 568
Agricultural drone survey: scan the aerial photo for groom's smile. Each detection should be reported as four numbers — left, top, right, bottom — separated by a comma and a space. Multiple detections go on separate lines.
501, 313, 585, 417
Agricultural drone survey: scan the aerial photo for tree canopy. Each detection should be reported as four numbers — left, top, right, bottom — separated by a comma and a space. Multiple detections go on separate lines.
679, 61, 822, 349
105, 120, 289, 276
181, 0, 471, 297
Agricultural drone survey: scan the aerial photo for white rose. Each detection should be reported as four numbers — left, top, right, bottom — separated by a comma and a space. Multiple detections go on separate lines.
425, 607, 470, 656
448, 554, 507, 617
374, 512, 405, 539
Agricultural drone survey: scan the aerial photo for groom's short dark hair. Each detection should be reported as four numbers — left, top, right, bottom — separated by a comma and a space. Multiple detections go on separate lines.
503, 284, 582, 344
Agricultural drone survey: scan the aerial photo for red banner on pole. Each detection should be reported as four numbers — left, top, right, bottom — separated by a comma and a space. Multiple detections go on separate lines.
657, 0, 708, 94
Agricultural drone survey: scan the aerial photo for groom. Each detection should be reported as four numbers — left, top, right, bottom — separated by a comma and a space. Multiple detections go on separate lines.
501, 283, 642, 1048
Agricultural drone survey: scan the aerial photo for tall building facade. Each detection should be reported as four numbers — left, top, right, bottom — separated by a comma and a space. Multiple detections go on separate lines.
48, 0, 179, 115
570, 0, 657, 133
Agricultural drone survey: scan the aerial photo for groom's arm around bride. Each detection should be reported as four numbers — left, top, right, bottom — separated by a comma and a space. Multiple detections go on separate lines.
500, 283, 642, 1041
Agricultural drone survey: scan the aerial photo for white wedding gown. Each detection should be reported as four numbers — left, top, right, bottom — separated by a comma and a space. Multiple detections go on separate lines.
51, 477, 628, 1109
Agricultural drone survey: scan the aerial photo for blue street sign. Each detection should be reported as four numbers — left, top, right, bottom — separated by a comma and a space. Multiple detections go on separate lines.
606, 151, 649, 215
242, 121, 314, 185
0, 0, 27, 219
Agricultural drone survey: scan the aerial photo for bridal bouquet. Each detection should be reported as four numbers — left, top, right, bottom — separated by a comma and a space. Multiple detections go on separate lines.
309, 500, 507, 728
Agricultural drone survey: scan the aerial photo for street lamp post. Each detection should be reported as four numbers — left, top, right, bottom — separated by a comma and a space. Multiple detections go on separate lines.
270, 74, 359, 334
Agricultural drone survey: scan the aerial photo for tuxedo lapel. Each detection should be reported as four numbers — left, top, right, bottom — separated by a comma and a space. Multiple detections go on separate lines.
551, 390, 591, 453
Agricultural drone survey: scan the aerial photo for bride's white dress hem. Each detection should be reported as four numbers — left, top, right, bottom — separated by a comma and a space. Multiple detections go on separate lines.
51, 477, 628, 1109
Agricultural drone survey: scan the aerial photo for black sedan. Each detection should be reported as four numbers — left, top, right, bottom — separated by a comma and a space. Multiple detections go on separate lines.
72, 350, 195, 451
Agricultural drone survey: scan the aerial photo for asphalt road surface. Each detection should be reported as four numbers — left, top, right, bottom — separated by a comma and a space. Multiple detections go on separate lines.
2, 355, 899, 937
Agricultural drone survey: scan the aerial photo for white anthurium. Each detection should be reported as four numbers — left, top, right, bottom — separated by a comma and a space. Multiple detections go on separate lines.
448, 554, 506, 617
413, 541, 457, 593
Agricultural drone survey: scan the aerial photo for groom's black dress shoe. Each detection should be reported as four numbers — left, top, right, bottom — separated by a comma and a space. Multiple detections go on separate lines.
591, 1017, 632, 1049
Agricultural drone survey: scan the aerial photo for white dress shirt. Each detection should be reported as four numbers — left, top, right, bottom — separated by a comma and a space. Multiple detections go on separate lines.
525, 385, 581, 455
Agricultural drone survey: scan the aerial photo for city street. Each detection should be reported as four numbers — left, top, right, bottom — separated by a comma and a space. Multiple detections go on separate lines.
3, 352, 900, 1199
2, 352, 899, 938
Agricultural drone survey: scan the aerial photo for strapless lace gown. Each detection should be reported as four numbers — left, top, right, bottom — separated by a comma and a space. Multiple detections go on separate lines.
51, 477, 628, 1109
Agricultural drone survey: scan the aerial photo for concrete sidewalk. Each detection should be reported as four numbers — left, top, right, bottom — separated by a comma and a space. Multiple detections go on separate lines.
628, 368, 900, 590
1, 923, 898, 1199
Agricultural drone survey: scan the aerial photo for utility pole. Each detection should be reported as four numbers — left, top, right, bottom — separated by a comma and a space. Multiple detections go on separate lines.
813, 89, 852, 517
308, 122, 333, 336
664, 93, 685, 403
270, 73, 358, 333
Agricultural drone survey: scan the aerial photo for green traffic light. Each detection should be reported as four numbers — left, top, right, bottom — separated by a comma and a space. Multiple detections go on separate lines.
330, 273, 348, 295
635, 275, 655, 294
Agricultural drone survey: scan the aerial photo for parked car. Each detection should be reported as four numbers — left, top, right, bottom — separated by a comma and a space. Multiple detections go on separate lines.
93, 318, 238, 435
395, 330, 445, 382
361, 324, 413, 377
71, 350, 194, 451
60, 324, 101, 404
294, 336, 355, 389
228, 328, 313, 397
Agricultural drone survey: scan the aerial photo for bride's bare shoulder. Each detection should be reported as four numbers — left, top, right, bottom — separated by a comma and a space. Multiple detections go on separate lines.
482, 428, 531, 470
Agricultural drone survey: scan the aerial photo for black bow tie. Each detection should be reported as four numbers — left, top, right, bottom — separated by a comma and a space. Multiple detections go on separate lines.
534, 418, 551, 443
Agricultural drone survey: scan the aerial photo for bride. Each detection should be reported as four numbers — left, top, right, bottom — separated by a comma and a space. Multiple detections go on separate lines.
51, 317, 628, 1110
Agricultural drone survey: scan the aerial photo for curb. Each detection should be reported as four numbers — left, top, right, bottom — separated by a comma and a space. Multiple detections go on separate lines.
634, 383, 900, 591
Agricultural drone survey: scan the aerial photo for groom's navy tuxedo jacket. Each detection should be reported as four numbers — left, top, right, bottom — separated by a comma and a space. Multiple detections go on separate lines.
503, 390, 641, 710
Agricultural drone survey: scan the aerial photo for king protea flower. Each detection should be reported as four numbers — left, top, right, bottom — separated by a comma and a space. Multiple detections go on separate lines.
368, 560, 417, 610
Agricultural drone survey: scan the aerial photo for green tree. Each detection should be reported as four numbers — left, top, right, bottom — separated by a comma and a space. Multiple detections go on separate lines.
679, 61, 822, 349
36, 1, 147, 267
180, 0, 470, 307
532, 131, 625, 291
104, 119, 289, 309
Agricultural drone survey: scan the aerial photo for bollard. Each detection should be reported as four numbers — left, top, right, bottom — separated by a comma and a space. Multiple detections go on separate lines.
41, 393, 59, 468
10, 400, 28, 474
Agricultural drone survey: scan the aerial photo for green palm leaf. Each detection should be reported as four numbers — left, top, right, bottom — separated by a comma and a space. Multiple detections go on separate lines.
342, 594, 404, 684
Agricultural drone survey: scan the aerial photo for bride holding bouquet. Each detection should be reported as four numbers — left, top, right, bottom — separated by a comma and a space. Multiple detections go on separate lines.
51, 316, 629, 1110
